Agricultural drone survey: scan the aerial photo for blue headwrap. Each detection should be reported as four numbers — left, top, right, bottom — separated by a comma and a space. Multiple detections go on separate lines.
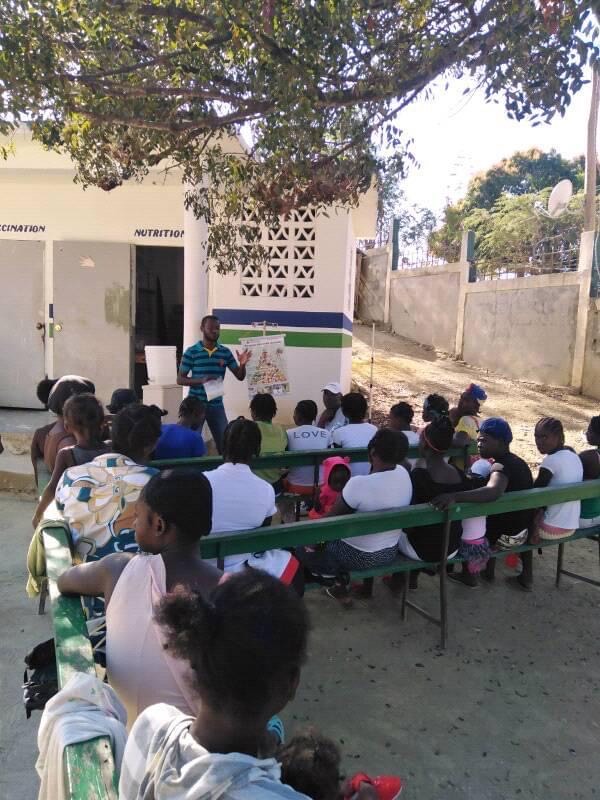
479, 417, 512, 444
465, 383, 488, 403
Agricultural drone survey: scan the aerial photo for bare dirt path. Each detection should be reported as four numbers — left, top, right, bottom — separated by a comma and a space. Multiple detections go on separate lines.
352, 323, 599, 469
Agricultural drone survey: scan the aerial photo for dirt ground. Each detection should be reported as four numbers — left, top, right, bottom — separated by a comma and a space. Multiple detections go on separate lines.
352, 322, 600, 470
2, 331, 600, 799
2, 496, 600, 800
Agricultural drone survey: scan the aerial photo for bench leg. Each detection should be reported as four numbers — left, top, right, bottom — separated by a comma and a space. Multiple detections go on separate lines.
439, 561, 448, 650
555, 542, 565, 588
38, 578, 48, 615
401, 574, 408, 621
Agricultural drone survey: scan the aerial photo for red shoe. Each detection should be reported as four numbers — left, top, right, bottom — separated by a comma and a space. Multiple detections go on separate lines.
347, 772, 403, 800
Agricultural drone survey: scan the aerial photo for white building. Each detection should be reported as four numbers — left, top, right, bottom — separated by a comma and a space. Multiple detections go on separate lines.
0, 129, 376, 421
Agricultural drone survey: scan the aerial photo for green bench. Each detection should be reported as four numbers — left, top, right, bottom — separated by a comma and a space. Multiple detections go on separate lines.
40, 478, 600, 799
42, 522, 119, 799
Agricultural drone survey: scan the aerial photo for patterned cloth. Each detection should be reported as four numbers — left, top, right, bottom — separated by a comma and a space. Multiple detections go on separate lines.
55, 454, 158, 562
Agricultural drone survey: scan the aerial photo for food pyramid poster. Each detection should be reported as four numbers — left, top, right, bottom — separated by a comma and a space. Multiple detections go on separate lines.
240, 334, 291, 397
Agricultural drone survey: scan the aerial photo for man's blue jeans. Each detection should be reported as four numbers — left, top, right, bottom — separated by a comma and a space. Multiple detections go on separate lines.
204, 403, 229, 454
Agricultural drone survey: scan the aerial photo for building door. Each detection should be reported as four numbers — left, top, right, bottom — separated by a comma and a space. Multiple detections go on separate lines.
0, 240, 45, 407
53, 242, 133, 405
134, 246, 184, 395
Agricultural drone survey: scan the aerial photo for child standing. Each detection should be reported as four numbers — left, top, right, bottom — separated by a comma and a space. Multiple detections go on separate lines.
308, 456, 351, 519
449, 458, 493, 587
32, 393, 109, 528
286, 400, 331, 496
250, 393, 288, 494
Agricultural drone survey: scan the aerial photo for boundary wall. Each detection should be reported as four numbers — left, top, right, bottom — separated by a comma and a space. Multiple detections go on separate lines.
358, 231, 599, 397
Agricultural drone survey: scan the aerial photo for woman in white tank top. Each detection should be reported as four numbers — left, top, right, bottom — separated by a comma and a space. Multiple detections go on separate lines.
58, 468, 221, 729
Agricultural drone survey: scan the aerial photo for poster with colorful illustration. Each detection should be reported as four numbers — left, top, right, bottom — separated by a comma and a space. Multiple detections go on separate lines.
240, 334, 291, 398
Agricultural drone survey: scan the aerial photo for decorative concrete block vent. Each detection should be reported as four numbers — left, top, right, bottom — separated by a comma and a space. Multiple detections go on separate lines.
240, 206, 316, 299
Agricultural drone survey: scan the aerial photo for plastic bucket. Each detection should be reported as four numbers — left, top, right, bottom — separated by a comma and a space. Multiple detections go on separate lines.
145, 346, 177, 385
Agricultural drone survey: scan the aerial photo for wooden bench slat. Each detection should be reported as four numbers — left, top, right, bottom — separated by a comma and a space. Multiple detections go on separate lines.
150, 443, 477, 470
43, 523, 118, 800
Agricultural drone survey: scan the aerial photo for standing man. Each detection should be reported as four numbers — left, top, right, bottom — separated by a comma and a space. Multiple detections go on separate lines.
177, 315, 251, 453
317, 382, 347, 433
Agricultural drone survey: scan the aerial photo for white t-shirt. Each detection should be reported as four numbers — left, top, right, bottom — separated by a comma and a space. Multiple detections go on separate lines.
205, 463, 277, 571
462, 458, 492, 541
332, 422, 379, 476
404, 429, 420, 467
286, 425, 331, 486
341, 466, 412, 552
323, 407, 347, 433
540, 449, 583, 530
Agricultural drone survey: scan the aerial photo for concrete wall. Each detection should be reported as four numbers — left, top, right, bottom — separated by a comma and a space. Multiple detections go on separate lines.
389, 264, 461, 353
582, 298, 600, 400
462, 274, 580, 385
356, 246, 389, 323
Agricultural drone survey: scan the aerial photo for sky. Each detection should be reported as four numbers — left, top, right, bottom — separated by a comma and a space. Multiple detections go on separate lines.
392, 72, 593, 217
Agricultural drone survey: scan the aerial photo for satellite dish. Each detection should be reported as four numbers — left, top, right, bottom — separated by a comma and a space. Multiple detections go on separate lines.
547, 179, 573, 218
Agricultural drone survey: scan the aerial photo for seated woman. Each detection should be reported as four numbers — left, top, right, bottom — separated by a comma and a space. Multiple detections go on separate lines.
249, 393, 288, 495
32, 393, 109, 529
55, 403, 160, 562
205, 417, 301, 590
42, 375, 96, 472
57, 469, 221, 728
449, 383, 487, 470
579, 415, 600, 528
399, 416, 465, 565
297, 429, 412, 601
420, 393, 450, 428
516, 416, 583, 591
431, 417, 534, 584
331, 392, 378, 476
119, 570, 310, 800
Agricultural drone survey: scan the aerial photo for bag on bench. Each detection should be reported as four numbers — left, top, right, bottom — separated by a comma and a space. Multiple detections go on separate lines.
23, 638, 58, 719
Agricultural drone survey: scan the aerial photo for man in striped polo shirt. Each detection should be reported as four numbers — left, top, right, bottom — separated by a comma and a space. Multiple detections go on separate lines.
177, 315, 251, 453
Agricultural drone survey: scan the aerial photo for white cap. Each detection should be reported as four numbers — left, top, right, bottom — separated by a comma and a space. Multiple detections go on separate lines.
322, 382, 342, 394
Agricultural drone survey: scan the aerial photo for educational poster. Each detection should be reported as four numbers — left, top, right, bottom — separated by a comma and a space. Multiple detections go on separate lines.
239, 334, 291, 398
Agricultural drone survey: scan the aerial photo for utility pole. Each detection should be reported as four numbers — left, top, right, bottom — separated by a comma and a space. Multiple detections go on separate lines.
583, 64, 599, 232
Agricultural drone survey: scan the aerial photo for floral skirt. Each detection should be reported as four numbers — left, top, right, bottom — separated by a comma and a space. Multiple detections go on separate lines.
458, 536, 492, 575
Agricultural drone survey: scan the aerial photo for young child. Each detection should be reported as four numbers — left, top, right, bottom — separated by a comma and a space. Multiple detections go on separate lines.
449, 458, 493, 587
389, 402, 419, 466
286, 400, 331, 496
32, 393, 109, 529
279, 728, 403, 800
119, 570, 311, 800
308, 456, 351, 519
250, 392, 288, 494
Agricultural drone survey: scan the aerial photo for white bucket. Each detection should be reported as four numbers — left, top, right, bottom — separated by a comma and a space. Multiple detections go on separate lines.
145, 346, 178, 385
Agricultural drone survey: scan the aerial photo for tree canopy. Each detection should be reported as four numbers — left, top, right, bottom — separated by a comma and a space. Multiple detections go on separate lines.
0, 1, 598, 271
428, 148, 587, 264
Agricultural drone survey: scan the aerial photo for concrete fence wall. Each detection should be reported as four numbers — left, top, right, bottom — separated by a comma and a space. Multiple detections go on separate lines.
389, 263, 461, 353
356, 246, 390, 324
358, 229, 599, 396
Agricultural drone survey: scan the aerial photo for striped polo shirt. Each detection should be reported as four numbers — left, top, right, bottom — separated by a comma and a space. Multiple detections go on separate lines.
179, 341, 238, 405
